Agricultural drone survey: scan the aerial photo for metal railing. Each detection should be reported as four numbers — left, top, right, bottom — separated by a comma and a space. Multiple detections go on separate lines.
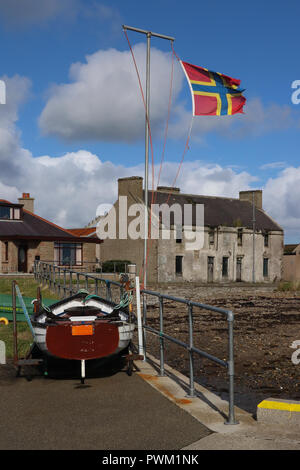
35, 260, 131, 274
34, 260, 125, 303
33, 260, 237, 425
140, 289, 237, 425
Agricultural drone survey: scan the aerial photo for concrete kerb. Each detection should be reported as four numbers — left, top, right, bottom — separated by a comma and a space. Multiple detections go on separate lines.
257, 398, 300, 426
135, 353, 255, 434
135, 355, 300, 450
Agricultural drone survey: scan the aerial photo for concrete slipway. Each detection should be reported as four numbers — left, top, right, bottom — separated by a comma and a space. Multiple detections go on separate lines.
0, 355, 300, 450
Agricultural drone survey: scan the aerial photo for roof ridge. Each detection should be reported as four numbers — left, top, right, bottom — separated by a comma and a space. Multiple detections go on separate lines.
150, 190, 240, 201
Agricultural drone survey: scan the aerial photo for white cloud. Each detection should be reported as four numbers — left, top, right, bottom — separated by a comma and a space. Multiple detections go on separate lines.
1, 74, 300, 242
260, 161, 287, 170
39, 41, 300, 145
264, 167, 300, 241
0, 0, 80, 27
39, 44, 184, 143
0, 1, 122, 31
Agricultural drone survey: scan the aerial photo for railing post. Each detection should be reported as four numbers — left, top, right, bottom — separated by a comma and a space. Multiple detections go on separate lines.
106, 281, 112, 302
53, 265, 56, 294
69, 271, 73, 295
142, 293, 147, 360
58, 267, 61, 297
63, 269, 66, 297
187, 302, 195, 397
225, 311, 238, 425
158, 295, 165, 376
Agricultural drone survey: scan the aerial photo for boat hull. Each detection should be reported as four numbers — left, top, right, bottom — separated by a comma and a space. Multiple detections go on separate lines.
33, 321, 135, 360
32, 291, 135, 362
46, 322, 119, 361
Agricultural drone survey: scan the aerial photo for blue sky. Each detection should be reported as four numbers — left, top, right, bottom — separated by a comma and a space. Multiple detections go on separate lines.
0, 0, 300, 241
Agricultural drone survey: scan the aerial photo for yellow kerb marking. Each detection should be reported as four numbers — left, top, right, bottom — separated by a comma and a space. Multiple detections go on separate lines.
258, 400, 300, 412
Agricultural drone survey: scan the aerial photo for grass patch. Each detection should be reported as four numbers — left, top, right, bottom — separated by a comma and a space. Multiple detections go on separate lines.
0, 322, 32, 359
0, 277, 57, 359
276, 281, 300, 292
0, 277, 58, 299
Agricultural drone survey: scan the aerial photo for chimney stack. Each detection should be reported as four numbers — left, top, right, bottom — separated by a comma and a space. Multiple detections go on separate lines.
118, 176, 143, 202
18, 193, 34, 213
239, 190, 262, 210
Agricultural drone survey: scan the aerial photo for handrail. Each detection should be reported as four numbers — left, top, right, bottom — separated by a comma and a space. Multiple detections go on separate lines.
140, 287, 237, 425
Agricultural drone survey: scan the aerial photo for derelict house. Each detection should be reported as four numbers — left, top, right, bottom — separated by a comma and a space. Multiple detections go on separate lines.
99, 176, 283, 284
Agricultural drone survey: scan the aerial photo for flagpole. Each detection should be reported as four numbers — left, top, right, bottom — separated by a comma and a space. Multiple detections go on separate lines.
123, 25, 175, 288
252, 191, 256, 283
144, 31, 151, 289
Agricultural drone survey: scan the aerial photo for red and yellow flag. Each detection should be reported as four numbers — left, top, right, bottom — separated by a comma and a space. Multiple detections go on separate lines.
181, 61, 246, 116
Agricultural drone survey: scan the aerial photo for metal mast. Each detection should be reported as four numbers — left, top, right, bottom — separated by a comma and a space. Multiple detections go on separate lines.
122, 25, 175, 288
252, 191, 256, 283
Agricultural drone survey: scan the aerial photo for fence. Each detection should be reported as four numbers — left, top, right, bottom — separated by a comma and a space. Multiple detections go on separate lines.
35, 260, 131, 275
34, 260, 237, 425
34, 260, 125, 303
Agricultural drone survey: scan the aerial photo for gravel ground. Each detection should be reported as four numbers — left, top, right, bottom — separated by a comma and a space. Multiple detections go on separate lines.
141, 283, 300, 416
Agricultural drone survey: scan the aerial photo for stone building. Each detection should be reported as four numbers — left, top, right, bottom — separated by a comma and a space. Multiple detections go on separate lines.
0, 193, 102, 274
282, 244, 300, 281
99, 176, 283, 284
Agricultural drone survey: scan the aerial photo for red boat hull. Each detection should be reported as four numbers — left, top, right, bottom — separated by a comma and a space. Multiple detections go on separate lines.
46, 321, 120, 360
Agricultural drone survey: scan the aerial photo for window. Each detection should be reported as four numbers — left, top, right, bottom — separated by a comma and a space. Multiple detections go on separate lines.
175, 226, 182, 243
0, 206, 10, 219
263, 258, 269, 277
175, 256, 183, 275
54, 243, 83, 266
0, 205, 21, 220
237, 228, 243, 246
209, 229, 214, 245
264, 231, 269, 247
222, 257, 229, 277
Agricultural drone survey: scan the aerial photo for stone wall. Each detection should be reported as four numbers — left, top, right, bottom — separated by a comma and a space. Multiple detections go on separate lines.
157, 227, 283, 283
0, 240, 97, 273
99, 177, 284, 284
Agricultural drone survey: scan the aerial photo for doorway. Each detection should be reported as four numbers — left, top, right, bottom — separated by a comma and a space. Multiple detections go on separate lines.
18, 244, 28, 272
207, 256, 214, 283
236, 257, 242, 282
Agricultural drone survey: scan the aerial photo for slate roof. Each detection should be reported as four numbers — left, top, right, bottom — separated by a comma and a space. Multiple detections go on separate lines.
284, 244, 298, 255
145, 191, 283, 232
0, 201, 101, 243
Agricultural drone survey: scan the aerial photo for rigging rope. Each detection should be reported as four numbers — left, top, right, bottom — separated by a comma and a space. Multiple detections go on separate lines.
123, 31, 194, 287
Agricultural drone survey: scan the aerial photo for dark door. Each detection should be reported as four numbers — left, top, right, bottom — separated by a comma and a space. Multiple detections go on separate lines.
207, 257, 214, 283
18, 244, 28, 272
236, 257, 242, 282
175, 256, 183, 276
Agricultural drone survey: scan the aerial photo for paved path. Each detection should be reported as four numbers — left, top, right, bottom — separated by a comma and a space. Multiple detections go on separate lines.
0, 359, 211, 450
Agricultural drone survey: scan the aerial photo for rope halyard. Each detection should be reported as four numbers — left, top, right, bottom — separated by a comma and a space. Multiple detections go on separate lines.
123, 31, 194, 287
